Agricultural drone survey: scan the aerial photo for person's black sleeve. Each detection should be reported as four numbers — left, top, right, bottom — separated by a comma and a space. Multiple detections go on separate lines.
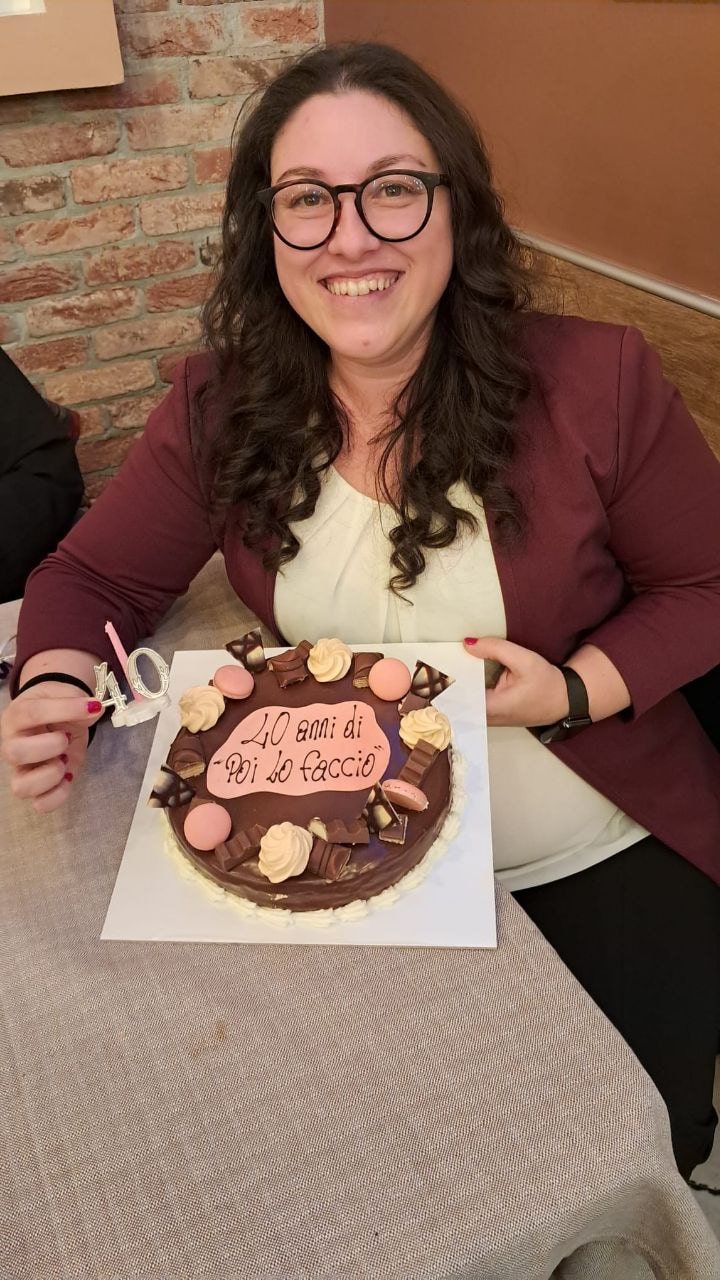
0, 347, 84, 603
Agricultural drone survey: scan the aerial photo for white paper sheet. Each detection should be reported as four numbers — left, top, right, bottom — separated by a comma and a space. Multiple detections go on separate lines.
102, 645, 497, 947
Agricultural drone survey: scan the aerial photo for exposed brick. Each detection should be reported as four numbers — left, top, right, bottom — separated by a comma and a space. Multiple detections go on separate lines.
0, 316, 20, 344
0, 228, 18, 263
188, 54, 285, 99
126, 100, 237, 150
95, 313, 201, 360
107, 389, 168, 431
26, 288, 141, 337
15, 206, 135, 257
140, 190, 224, 236
0, 95, 42, 126
0, 176, 65, 217
193, 145, 231, 185
9, 336, 88, 376
77, 433, 141, 472
44, 360, 155, 404
0, 261, 80, 304
239, 3, 319, 45
158, 346, 198, 383
71, 154, 188, 204
118, 12, 228, 59
76, 406, 108, 439
84, 239, 196, 286
0, 120, 118, 167
146, 272, 211, 312
179, 0, 237, 5
59, 70, 181, 112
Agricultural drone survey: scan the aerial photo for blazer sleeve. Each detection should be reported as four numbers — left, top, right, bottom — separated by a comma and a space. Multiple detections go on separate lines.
583, 325, 720, 719
13, 358, 219, 690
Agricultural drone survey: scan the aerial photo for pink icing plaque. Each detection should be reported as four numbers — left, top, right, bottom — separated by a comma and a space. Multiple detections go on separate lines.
206, 701, 391, 798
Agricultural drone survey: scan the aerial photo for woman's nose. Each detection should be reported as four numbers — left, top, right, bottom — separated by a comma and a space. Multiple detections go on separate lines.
326, 192, 380, 256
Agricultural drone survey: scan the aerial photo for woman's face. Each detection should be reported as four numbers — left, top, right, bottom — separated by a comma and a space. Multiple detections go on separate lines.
269, 90, 453, 371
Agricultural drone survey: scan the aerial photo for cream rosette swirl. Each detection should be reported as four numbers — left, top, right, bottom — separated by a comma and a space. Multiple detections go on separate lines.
178, 684, 225, 733
307, 637, 353, 683
258, 822, 313, 884
399, 705, 452, 752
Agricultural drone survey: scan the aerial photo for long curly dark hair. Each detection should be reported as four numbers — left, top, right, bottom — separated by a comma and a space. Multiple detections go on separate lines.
202, 41, 543, 593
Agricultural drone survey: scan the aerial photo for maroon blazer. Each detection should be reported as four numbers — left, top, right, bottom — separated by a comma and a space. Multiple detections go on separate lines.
15, 314, 720, 885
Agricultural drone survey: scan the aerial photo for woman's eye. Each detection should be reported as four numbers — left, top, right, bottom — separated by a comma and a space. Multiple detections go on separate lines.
288, 188, 329, 209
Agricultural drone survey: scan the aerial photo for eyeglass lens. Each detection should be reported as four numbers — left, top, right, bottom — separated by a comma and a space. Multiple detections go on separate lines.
271, 173, 430, 246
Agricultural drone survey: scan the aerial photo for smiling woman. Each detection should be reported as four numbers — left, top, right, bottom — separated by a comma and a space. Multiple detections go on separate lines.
203, 44, 536, 590
4, 41, 720, 1187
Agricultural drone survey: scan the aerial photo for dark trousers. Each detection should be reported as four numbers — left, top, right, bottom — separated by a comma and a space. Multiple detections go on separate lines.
512, 836, 720, 1181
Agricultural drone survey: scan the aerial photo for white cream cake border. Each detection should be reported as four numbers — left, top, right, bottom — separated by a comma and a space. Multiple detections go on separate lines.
162, 751, 466, 930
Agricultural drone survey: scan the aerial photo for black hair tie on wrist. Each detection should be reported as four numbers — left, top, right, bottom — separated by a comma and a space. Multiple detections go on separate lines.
15, 671, 101, 744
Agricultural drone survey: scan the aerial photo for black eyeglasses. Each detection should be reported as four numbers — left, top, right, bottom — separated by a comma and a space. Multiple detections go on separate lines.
257, 170, 449, 250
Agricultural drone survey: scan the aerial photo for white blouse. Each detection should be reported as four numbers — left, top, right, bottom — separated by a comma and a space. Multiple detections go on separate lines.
274, 468, 649, 891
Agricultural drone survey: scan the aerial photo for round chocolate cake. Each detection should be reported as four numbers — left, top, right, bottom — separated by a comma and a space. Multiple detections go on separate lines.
155, 633, 455, 913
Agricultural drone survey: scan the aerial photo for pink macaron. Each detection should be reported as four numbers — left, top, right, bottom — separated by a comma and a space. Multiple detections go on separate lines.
368, 657, 412, 702
381, 778, 429, 812
184, 802, 232, 852
212, 664, 255, 700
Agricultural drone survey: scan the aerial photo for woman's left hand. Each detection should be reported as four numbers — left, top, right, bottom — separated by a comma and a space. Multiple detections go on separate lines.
463, 636, 569, 727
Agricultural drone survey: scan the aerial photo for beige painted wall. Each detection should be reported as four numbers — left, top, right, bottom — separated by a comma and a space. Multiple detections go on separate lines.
325, 0, 720, 301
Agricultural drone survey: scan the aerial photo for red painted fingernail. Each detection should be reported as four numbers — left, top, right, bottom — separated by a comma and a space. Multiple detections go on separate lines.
64, 771, 74, 783
464, 637, 478, 645
60, 753, 69, 764
87, 700, 102, 713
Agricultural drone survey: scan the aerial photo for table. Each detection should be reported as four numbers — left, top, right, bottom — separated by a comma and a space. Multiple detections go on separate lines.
2, 556, 719, 1280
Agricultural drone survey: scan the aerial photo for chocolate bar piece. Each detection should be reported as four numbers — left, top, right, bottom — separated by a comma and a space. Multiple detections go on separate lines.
308, 838, 351, 881
352, 651, 383, 689
361, 784, 401, 834
269, 641, 311, 689
226, 628, 267, 673
148, 765, 194, 809
379, 815, 408, 846
410, 660, 455, 701
168, 732, 205, 779
398, 741, 440, 788
324, 817, 370, 846
397, 692, 427, 717
216, 824, 266, 871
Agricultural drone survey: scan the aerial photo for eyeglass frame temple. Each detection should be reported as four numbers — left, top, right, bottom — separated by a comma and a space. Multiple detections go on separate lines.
256, 170, 450, 250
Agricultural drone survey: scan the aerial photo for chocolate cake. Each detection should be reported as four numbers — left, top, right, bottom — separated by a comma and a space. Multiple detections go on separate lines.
154, 633, 456, 913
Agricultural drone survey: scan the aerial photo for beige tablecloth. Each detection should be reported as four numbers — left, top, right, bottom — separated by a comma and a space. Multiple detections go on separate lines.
2, 557, 719, 1280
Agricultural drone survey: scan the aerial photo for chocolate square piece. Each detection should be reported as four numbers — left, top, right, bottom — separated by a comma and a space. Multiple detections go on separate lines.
379, 815, 408, 846
397, 692, 427, 717
410, 660, 455, 701
148, 765, 194, 809
361, 784, 401, 834
226, 629, 267, 673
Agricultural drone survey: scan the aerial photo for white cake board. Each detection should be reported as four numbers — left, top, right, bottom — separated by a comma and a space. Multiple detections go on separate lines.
102, 645, 497, 948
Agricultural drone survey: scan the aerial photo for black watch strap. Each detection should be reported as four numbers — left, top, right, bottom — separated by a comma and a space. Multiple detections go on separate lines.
535, 665, 592, 745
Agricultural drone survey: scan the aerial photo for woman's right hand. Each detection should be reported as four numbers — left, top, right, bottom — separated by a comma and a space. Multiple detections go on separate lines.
0, 683, 105, 812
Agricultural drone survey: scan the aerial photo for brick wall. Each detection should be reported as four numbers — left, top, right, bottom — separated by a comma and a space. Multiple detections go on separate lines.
0, 0, 323, 501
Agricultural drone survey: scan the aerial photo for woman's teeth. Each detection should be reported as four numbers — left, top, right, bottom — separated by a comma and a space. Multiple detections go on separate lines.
323, 273, 400, 296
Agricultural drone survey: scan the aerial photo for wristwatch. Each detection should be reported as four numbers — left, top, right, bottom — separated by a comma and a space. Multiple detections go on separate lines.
534, 666, 592, 745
